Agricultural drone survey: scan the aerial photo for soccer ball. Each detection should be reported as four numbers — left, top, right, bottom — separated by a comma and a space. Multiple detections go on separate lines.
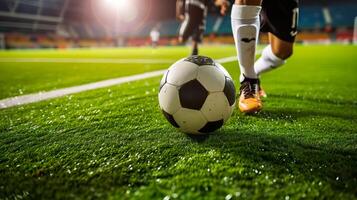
158, 55, 236, 134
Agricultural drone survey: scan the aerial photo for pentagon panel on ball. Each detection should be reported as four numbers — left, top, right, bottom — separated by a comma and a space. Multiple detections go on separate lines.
158, 55, 236, 135
179, 79, 208, 110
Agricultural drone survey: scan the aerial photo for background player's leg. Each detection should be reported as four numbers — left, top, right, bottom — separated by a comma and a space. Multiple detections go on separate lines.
231, 0, 262, 82
179, 15, 197, 56
178, 12, 191, 44
255, 33, 294, 75
191, 24, 204, 56
192, 41, 198, 55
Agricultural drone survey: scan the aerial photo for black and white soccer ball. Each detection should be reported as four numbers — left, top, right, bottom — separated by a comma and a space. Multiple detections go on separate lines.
158, 55, 236, 134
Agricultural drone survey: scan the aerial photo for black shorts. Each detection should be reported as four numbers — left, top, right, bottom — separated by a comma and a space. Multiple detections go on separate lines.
179, 5, 206, 43
260, 0, 299, 43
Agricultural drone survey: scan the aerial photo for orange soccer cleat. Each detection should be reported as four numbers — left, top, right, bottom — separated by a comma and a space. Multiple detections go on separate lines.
238, 78, 262, 114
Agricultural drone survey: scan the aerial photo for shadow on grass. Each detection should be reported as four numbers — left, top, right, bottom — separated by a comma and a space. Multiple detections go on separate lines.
202, 125, 357, 196
257, 107, 356, 122
269, 93, 357, 107
156, 91, 356, 195
186, 134, 210, 142
202, 92, 357, 195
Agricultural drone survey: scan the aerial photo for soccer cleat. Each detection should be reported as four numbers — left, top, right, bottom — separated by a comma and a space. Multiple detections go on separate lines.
238, 77, 262, 113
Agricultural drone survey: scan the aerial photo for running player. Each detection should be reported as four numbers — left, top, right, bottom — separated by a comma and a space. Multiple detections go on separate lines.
231, 0, 299, 113
176, 0, 228, 55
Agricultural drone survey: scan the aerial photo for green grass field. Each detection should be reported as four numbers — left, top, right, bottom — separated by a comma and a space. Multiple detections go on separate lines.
0, 45, 356, 199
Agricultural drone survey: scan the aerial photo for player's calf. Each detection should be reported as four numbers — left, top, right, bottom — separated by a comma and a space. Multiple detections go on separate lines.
255, 44, 287, 75
272, 45, 293, 60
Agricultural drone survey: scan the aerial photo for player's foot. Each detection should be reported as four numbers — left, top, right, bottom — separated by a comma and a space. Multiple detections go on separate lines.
191, 48, 198, 56
238, 76, 262, 113
257, 79, 267, 98
259, 87, 267, 98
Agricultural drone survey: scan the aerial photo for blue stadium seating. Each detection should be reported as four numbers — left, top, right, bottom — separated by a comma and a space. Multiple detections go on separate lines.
329, 4, 356, 27
299, 6, 325, 29
158, 20, 180, 37
205, 15, 218, 34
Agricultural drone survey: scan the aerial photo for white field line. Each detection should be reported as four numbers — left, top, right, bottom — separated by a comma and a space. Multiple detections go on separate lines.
0, 70, 166, 109
0, 58, 175, 64
215, 56, 237, 63
0, 52, 263, 109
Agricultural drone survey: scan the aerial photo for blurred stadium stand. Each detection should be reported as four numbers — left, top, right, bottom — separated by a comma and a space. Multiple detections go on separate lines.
0, 0, 356, 49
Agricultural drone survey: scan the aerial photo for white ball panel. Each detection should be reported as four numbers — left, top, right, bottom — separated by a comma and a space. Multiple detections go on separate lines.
167, 60, 198, 86
173, 108, 207, 134
201, 92, 232, 122
215, 62, 232, 79
196, 65, 225, 92
158, 84, 181, 114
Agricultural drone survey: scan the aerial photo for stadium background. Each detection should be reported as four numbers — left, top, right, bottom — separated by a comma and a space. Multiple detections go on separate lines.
0, 0, 356, 49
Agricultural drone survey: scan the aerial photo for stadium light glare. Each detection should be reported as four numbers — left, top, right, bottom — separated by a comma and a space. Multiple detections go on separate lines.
105, 0, 125, 9
104, 0, 138, 23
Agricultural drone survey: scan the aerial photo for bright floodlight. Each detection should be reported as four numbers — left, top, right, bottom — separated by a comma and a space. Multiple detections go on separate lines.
105, 0, 125, 8
104, 0, 138, 23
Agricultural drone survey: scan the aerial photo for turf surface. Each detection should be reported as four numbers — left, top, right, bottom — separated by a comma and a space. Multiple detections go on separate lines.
0, 45, 356, 199
0, 47, 235, 99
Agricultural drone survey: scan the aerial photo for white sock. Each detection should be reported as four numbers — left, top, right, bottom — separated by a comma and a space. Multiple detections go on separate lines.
255, 45, 286, 75
231, 5, 261, 82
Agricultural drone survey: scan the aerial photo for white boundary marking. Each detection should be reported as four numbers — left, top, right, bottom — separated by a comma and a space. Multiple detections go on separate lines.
0, 55, 244, 109
0, 58, 176, 64
0, 70, 167, 109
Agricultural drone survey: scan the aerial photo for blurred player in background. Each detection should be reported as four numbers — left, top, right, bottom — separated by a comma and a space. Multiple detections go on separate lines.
150, 27, 160, 48
176, 0, 228, 55
231, 0, 299, 113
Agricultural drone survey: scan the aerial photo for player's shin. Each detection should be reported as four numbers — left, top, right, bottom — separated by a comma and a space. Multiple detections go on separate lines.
192, 41, 199, 56
255, 44, 286, 75
231, 4, 261, 82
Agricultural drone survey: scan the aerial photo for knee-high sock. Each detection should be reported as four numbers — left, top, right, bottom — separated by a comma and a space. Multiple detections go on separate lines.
231, 5, 261, 82
255, 45, 286, 75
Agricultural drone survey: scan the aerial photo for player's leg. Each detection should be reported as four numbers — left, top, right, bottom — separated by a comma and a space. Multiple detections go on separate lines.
255, 34, 294, 97
179, 5, 204, 56
191, 20, 204, 56
255, 33, 293, 75
231, 0, 262, 113
254, 0, 299, 97
191, 40, 199, 55
179, 15, 198, 55
190, 5, 205, 56
178, 13, 191, 44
